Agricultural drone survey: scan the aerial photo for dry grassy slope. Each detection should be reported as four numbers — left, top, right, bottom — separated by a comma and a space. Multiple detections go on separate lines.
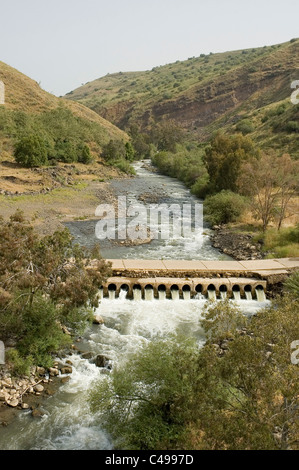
0, 61, 129, 196
66, 40, 299, 140
0, 60, 127, 142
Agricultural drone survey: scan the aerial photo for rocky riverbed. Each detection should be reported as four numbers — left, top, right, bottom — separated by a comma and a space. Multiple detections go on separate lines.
0, 361, 73, 426
210, 226, 264, 260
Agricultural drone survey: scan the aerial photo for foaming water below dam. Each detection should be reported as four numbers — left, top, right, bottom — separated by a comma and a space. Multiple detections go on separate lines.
0, 295, 270, 450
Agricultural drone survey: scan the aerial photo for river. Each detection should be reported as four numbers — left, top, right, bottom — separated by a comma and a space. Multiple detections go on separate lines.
0, 161, 270, 450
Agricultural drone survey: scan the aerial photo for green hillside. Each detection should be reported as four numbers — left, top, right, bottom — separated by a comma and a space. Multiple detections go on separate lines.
0, 60, 128, 164
66, 39, 299, 156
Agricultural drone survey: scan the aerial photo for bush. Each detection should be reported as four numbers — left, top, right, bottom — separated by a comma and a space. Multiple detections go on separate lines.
262, 226, 299, 258
113, 159, 136, 175
236, 119, 255, 135
5, 349, 33, 376
0, 213, 111, 368
78, 144, 92, 164
284, 271, 299, 298
286, 121, 299, 133
204, 190, 247, 225
14, 134, 49, 167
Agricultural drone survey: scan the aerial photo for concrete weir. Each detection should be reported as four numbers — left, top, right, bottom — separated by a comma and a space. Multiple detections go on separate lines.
103, 276, 267, 300
99, 257, 299, 300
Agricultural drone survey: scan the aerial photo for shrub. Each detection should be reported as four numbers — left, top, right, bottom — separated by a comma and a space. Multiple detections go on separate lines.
5, 349, 33, 376
14, 134, 49, 167
204, 190, 248, 225
78, 143, 92, 164
286, 121, 299, 133
236, 119, 255, 135
284, 271, 299, 298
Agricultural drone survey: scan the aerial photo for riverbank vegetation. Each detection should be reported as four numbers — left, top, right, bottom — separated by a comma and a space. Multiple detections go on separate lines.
149, 128, 299, 257
89, 273, 299, 450
0, 211, 111, 374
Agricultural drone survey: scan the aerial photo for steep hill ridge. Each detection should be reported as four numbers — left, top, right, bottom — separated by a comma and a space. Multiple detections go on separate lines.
66, 40, 299, 147
0, 60, 127, 152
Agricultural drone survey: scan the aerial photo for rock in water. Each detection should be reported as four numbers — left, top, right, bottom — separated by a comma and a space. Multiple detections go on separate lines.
93, 315, 104, 325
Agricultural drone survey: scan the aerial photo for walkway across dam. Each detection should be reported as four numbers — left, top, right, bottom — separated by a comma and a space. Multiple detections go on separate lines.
98, 257, 299, 300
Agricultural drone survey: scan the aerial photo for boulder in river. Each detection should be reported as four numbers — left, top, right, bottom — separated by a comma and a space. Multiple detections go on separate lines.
95, 355, 110, 368
93, 315, 104, 325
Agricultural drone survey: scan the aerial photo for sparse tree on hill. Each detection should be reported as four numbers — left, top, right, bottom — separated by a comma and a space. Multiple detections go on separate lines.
238, 153, 299, 231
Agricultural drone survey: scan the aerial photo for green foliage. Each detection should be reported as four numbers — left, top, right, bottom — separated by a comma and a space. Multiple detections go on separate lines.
284, 271, 299, 298
261, 225, 299, 258
124, 142, 135, 162
201, 300, 247, 341
151, 146, 208, 191
236, 119, 255, 135
5, 349, 33, 376
0, 212, 111, 367
198, 297, 299, 450
203, 133, 259, 194
0, 106, 105, 167
204, 190, 248, 225
113, 159, 136, 175
14, 134, 49, 167
286, 121, 299, 133
89, 335, 201, 450
16, 295, 72, 367
78, 143, 93, 164
128, 125, 152, 159
101, 139, 126, 161
88, 297, 299, 450
150, 121, 185, 153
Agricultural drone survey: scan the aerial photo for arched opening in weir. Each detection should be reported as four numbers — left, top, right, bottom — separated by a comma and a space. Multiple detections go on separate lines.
232, 285, 241, 301
144, 284, 154, 301
170, 284, 180, 300
255, 285, 266, 302
244, 284, 253, 301
207, 284, 216, 301
219, 284, 228, 300
158, 284, 166, 300
182, 284, 191, 300
119, 284, 129, 300
108, 283, 117, 300
133, 284, 142, 301
195, 284, 203, 299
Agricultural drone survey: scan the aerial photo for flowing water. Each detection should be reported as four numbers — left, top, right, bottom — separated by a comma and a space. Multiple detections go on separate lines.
0, 161, 270, 450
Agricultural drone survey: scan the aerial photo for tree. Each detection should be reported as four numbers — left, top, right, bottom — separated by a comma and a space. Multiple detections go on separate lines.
88, 294, 299, 450
204, 190, 248, 225
101, 139, 126, 162
124, 142, 135, 162
14, 134, 49, 167
150, 120, 185, 153
54, 138, 77, 163
238, 153, 299, 231
128, 124, 151, 159
203, 133, 259, 194
0, 211, 111, 368
78, 143, 93, 164
89, 335, 202, 450
274, 154, 299, 230
199, 296, 299, 450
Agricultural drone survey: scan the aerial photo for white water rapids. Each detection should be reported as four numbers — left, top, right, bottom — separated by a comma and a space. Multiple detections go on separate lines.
0, 161, 270, 450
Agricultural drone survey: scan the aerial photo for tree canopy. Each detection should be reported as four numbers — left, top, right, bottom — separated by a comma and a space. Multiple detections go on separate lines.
0, 211, 111, 369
